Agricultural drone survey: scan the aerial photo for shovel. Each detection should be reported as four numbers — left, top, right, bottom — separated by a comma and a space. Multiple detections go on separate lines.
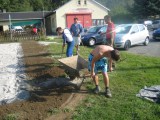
61, 46, 64, 58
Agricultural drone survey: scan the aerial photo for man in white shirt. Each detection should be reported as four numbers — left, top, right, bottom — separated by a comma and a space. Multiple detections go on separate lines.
56, 27, 74, 57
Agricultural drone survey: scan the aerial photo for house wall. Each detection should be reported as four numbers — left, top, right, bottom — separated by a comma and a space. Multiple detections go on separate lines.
0, 25, 9, 32
51, 14, 57, 34
3, 25, 9, 31
47, 13, 57, 34
54, 0, 108, 31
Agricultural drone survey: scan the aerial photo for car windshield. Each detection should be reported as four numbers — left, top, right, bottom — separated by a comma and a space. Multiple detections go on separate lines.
116, 25, 132, 34
87, 26, 101, 33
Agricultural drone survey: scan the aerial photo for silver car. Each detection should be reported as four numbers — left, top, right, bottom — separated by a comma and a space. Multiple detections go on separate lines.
114, 24, 150, 50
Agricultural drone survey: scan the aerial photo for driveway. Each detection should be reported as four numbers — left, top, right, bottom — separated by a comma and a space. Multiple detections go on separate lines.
127, 31, 160, 57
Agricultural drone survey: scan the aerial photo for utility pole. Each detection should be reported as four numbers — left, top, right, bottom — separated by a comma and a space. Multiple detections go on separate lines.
42, 6, 46, 36
9, 14, 12, 40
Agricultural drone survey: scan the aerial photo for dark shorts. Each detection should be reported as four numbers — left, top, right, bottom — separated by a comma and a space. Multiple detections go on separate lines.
88, 54, 108, 73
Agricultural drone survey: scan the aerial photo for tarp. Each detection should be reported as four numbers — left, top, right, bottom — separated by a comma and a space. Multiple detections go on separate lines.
12, 20, 41, 26
136, 85, 160, 103
0, 20, 41, 26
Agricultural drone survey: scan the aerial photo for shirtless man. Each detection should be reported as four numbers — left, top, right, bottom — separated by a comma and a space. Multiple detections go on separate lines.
88, 45, 120, 97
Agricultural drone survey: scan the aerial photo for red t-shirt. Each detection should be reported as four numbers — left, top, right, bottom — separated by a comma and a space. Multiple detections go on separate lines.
106, 22, 115, 39
33, 28, 37, 33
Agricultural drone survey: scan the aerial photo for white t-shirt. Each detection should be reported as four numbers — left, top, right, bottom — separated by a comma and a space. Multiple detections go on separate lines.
63, 29, 73, 43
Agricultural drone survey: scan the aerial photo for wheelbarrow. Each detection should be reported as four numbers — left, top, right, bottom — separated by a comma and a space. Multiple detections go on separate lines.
58, 55, 90, 89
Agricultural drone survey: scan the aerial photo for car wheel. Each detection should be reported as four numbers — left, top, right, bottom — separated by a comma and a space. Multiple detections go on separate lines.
89, 38, 96, 46
124, 40, 131, 50
143, 37, 149, 46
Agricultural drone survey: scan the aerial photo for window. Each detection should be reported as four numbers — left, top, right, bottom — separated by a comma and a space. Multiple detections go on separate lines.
84, 0, 87, 5
92, 19, 105, 26
100, 20, 104, 25
152, 20, 160, 24
138, 25, 145, 31
99, 26, 107, 33
78, 0, 81, 5
131, 25, 139, 33
116, 25, 132, 34
97, 20, 100, 25
92, 20, 96, 26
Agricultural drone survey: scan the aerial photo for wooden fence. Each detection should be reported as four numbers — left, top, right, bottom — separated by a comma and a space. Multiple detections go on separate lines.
0, 31, 42, 43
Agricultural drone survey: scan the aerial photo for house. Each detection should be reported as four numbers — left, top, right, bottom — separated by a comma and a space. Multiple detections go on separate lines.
0, 11, 52, 32
46, 0, 110, 34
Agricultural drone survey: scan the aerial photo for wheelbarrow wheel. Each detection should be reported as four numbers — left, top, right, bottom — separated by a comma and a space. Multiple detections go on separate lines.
69, 75, 76, 80
65, 70, 76, 80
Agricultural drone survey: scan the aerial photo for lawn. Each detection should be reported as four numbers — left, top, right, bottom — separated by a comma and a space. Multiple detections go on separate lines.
49, 41, 160, 120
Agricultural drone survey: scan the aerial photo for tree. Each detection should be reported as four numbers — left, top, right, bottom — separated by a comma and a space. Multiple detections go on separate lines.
29, 0, 43, 11
0, 0, 70, 12
51, 0, 69, 9
130, 0, 160, 19
96, 0, 134, 23
0, 0, 10, 11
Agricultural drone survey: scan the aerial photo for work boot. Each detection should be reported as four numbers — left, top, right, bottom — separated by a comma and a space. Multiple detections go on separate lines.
105, 88, 112, 98
93, 86, 101, 94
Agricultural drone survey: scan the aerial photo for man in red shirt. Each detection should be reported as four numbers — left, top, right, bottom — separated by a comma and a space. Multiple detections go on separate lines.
104, 15, 116, 71
104, 15, 116, 47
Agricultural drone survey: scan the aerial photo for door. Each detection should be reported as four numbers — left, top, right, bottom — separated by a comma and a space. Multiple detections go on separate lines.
66, 14, 76, 28
138, 24, 148, 43
75, 15, 84, 27
66, 14, 92, 28
83, 14, 92, 28
129, 25, 140, 45
96, 26, 107, 43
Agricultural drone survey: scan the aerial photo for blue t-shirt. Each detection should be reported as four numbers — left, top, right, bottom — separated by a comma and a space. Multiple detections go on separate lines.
70, 23, 83, 37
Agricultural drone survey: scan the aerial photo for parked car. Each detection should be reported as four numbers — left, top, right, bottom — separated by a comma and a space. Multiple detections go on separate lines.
81, 27, 91, 36
11, 26, 23, 32
144, 20, 152, 26
152, 20, 160, 30
114, 24, 149, 50
81, 25, 107, 46
144, 20, 153, 31
153, 28, 160, 40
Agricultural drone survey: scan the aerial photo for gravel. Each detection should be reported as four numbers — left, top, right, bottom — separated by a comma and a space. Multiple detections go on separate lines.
0, 43, 29, 105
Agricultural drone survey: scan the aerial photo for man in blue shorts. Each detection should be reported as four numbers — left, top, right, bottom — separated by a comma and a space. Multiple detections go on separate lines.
88, 45, 120, 97
56, 27, 74, 57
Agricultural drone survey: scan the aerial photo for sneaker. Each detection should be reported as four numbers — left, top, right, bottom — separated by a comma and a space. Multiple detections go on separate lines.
105, 88, 112, 98
93, 86, 101, 94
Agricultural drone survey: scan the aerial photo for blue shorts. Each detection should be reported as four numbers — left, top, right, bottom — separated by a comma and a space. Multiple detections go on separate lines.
88, 54, 108, 73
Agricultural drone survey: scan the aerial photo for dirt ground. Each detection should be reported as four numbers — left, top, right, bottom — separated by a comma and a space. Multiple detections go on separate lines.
0, 41, 85, 120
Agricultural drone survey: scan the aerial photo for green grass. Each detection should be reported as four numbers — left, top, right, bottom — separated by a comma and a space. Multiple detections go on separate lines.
49, 43, 160, 120
4, 113, 17, 120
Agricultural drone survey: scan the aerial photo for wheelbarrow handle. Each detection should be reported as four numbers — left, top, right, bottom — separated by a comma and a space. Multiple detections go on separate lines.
79, 74, 90, 78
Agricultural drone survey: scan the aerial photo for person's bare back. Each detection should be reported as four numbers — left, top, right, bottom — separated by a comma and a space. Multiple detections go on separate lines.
91, 45, 114, 59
